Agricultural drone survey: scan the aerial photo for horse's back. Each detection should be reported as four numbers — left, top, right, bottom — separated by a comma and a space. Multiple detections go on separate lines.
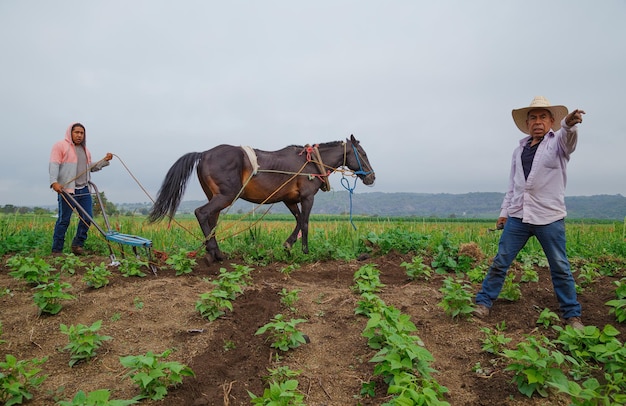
203, 144, 240, 155
198, 145, 253, 194
201, 144, 245, 166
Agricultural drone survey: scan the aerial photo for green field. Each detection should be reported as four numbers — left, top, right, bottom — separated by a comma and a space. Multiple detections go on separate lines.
2, 213, 624, 263
2, 213, 626, 405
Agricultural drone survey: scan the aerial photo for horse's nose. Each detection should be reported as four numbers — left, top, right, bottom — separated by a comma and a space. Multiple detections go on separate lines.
363, 173, 375, 185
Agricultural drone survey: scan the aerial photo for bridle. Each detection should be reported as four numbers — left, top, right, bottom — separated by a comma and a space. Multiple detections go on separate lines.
340, 140, 374, 230
348, 142, 373, 178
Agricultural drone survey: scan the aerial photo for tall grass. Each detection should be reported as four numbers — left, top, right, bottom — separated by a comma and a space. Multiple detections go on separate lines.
1, 214, 624, 264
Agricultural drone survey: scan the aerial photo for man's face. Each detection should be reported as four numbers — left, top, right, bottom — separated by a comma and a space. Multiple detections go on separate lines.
526, 108, 554, 137
71, 126, 85, 145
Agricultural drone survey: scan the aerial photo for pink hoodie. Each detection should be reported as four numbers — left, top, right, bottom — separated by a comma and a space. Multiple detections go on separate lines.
49, 123, 109, 193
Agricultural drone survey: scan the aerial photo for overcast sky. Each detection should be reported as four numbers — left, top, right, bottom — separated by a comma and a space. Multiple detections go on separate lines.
1, 1, 624, 207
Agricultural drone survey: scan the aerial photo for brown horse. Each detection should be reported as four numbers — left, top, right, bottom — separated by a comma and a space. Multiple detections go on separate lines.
148, 134, 375, 264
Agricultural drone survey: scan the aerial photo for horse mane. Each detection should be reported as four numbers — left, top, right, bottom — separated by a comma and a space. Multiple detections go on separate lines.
287, 140, 344, 149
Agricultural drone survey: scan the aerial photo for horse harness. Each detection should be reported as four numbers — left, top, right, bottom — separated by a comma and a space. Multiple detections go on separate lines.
299, 144, 332, 191
240, 144, 332, 192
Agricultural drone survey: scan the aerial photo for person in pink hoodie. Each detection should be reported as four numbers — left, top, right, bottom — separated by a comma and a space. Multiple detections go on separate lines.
49, 123, 113, 255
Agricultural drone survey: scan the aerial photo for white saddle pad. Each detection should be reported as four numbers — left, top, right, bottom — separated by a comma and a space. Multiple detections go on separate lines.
241, 145, 259, 175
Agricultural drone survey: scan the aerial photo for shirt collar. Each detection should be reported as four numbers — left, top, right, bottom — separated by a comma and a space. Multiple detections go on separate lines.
520, 129, 554, 146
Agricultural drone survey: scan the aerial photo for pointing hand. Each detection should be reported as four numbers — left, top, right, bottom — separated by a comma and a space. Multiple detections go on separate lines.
565, 109, 585, 127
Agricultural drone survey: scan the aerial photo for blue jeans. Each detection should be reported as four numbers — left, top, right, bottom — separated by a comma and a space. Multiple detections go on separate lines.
475, 217, 581, 319
52, 186, 92, 252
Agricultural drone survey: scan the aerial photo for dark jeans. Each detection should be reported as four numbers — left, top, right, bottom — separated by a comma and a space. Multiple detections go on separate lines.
475, 216, 581, 319
52, 186, 92, 252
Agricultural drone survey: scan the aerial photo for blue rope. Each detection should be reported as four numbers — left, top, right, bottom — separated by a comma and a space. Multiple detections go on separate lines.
338, 142, 372, 230
351, 143, 372, 177
340, 174, 358, 230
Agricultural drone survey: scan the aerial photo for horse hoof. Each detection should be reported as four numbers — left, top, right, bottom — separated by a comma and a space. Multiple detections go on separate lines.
203, 254, 215, 266
204, 251, 225, 265
213, 251, 225, 262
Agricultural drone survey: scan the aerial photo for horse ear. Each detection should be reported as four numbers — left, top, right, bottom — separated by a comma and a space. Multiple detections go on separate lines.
349, 134, 357, 144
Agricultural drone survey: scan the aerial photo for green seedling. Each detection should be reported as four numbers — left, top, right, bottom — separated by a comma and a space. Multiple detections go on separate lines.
54, 254, 86, 275
499, 272, 521, 301
118, 258, 148, 278
255, 314, 308, 352
165, 248, 197, 276
196, 289, 233, 321
400, 255, 432, 281
119, 349, 194, 401
480, 322, 511, 355
56, 389, 139, 406
33, 276, 75, 315
248, 379, 305, 405
438, 277, 474, 319
0, 354, 47, 406
279, 288, 301, 312
60, 320, 112, 367
6, 255, 54, 285
536, 308, 560, 329
83, 262, 112, 289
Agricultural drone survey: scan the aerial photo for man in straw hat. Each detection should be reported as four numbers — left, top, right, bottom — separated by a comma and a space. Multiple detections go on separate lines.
473, 96, 586, 329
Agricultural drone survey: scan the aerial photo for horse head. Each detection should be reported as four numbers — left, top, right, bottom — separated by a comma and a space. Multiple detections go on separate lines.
346, 134, 375, 186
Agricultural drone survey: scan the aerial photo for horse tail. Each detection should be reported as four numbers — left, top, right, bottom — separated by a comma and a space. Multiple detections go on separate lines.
148, 152, 202, 223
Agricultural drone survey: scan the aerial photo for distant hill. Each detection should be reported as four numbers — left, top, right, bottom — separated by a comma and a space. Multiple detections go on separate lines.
126, 192, 626, 220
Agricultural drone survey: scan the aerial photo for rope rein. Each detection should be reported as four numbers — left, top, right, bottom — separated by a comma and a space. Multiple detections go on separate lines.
58, 155, 198, 267
58, 155, 108, 190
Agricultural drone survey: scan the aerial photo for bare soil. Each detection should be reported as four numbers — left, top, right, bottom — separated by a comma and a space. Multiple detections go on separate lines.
1, 250, 625, 406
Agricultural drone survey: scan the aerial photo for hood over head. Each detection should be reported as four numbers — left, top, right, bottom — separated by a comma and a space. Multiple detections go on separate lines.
65, 122, 86, 145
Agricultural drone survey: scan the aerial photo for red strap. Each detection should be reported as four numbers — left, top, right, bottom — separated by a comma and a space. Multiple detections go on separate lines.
299, 144, 319, 161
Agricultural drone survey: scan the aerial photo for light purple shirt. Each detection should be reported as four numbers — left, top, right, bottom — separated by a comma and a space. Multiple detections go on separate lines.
499, 119, 578, 225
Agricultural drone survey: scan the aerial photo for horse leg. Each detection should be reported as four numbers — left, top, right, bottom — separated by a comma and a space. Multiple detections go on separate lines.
283, 202, 303, 253
298, 195, 314, 254
283, 195, 314, 254
194, 197, 231, 264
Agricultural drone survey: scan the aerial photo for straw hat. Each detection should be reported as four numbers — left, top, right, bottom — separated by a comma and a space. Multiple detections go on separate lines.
511, 96, 568, 134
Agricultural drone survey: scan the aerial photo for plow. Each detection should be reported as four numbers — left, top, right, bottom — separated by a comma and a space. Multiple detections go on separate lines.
64, 181, 158, 274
